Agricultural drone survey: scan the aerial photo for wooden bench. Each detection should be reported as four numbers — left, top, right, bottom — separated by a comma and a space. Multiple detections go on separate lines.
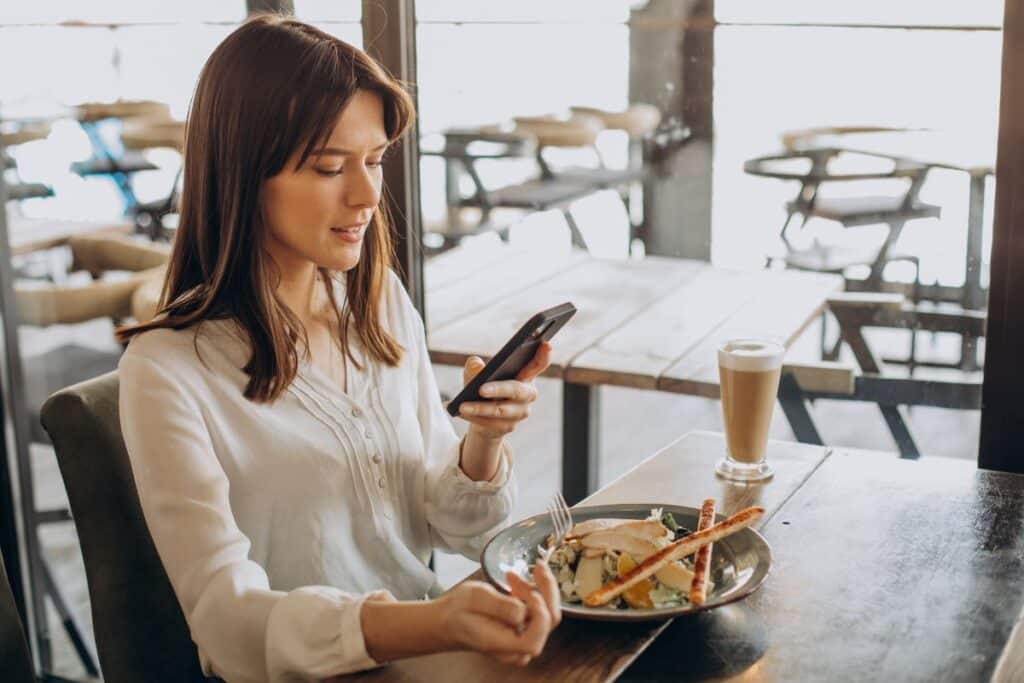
810, 292, 984, 458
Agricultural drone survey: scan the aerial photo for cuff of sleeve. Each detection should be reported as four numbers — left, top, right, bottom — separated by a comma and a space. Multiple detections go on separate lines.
453, 439, 513, 492
345, 590, 396, 670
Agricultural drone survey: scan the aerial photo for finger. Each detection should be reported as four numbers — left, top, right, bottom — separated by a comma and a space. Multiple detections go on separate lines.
506, 571, 534, 605
515, 586, 553, 657
533, 561, 563, 627
462, 356, 486, 386
496, 653, 532, 666
459, 613, 535, 656
460, 401, 530, 420
466, 583, 528, 629
479, 380, 538, 403
508, 572, 557, 653
516, 341, 552, 382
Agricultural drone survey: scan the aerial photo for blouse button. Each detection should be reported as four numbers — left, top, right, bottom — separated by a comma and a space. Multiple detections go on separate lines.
364, 429, 373, 439
351, 407, 362, 418
378, 477, 386, 489
372, 454, 383, 464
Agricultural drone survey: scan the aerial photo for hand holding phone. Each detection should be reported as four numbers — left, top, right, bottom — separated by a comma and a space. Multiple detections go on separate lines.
446, 302, 576, 417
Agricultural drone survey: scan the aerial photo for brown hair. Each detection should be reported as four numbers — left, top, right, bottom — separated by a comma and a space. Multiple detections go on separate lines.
118, 15, 415, 402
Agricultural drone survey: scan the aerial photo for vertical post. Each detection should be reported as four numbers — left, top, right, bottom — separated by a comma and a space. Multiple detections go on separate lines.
0, 142, 48, 671
980, 0, 1024, 473
245, 0, 295, 15
630, 0, 714, 260
960, 171, 987, 371
562, 383, 600, 505
362, 0, 426, 319
0, 153, 27, 636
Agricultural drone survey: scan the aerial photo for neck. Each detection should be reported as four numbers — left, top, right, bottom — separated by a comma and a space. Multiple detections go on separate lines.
275, 261, 322, 327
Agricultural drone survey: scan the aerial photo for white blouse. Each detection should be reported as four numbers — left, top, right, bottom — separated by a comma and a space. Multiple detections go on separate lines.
118, 271, 516, 683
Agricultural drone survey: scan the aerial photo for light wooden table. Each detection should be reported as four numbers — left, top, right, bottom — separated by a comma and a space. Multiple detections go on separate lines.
424, 239, 842, 502
338, 431, 1024, 682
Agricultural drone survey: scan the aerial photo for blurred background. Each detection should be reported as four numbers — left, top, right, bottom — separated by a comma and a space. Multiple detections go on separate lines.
0, 1, 1005, 679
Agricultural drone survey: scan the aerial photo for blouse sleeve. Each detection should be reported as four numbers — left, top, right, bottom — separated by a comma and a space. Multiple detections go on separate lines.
119, 349, 392, 683
404, 299, 518, 558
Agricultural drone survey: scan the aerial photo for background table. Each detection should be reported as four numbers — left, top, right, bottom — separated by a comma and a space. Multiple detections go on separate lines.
337, 431, 1024, 682
424, 240, 842, 502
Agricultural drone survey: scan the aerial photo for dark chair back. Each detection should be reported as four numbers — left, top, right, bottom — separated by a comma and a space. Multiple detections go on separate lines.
41, 371, 208, 682
0, 551, 34, 683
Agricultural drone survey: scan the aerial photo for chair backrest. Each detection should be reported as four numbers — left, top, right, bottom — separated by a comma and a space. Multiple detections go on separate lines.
40, 372, 208, 682
0, 552, 34, 683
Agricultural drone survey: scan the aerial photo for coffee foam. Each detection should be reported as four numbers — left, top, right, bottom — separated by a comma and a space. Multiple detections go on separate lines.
718, 339, 785, 372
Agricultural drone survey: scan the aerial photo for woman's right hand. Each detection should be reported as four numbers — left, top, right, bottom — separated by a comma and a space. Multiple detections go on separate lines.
435, 562, 561, 666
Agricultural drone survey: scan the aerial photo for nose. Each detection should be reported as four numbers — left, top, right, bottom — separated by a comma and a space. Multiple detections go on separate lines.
344, 162, 381, 212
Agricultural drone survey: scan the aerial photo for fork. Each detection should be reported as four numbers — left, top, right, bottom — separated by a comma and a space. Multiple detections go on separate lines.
537, 492, 574, 565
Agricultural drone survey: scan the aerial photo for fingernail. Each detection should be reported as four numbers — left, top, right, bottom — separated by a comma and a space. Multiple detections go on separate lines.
480, 386, 493, 397
462, 405, 476, 415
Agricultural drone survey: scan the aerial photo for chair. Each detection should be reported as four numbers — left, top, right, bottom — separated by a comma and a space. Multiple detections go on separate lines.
0, 551, 34, 683
745, 148, 939, 284
72, 101, 171, 215
120, 117, 186, 240
41, 372, 209, 682
1, 122, 55, 204
425, 126, 595, 248
745, 146, 940, 363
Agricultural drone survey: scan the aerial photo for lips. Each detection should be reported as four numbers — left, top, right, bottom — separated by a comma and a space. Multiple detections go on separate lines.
330, 224, 366, 243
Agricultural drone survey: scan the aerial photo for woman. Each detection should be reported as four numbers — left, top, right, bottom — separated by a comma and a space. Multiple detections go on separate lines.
117, 15, 560, 682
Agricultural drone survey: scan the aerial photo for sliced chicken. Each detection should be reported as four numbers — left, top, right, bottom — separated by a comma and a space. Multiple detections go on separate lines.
580, 531, 659, 559
574, 555, 604, 599
568, 518, 671, 542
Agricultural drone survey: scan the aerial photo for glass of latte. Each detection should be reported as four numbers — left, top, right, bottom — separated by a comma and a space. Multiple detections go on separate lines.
716, 338, 785, 482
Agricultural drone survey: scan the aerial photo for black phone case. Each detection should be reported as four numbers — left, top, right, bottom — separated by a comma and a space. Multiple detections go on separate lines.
446, 302, 577, 417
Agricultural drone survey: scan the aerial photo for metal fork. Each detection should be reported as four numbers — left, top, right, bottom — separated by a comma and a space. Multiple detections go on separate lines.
537, 492, 574, 564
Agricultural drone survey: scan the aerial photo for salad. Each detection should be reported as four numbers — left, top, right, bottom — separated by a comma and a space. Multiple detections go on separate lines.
544, 508, 715, 610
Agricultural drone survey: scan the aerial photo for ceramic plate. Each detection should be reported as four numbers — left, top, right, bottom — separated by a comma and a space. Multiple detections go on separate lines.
480, 503, 771, 621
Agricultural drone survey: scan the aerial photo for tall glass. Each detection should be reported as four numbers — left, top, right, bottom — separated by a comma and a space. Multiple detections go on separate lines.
716, 339, 785, 482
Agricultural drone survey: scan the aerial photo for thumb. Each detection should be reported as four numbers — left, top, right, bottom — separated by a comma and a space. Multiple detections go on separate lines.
463, 356, 486, 386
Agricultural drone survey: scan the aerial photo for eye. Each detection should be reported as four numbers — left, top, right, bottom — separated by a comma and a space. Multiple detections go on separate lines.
367, 159, 384, 168
315, 167, 344, 177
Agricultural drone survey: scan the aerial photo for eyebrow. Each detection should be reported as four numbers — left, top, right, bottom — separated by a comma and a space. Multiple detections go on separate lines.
312, 143, 390, 156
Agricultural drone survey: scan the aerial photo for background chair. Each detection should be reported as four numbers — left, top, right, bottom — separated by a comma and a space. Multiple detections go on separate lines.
1, 122, 55, 205
745, 145, 940, 364
0, 551, 35, 683
41, 372, 209, 682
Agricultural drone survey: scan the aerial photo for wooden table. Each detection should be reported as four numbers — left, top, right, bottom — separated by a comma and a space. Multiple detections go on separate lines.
339, 431, 1024, 682
424, 238, 842, 502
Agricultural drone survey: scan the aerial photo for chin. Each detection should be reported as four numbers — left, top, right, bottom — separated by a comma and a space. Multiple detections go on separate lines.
319, 249, 362, 273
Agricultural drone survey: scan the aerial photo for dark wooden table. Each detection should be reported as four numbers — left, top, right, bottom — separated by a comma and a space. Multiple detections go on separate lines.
338, 431, 1024, 682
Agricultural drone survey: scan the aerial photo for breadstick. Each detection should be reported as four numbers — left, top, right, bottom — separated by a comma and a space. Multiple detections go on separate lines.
689, 498, 716, 605
584, 506, 763, 607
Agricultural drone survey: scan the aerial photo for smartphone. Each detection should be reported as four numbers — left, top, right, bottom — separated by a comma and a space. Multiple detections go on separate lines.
446, 302, 577, 417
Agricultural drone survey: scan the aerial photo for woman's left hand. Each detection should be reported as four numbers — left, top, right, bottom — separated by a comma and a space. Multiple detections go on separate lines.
458, 341, 551, 440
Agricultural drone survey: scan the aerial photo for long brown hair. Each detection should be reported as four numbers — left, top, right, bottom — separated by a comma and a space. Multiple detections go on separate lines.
118, 15, 415, 402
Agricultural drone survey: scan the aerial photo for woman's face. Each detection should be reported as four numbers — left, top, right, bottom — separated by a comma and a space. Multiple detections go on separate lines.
262, 89, 388, 275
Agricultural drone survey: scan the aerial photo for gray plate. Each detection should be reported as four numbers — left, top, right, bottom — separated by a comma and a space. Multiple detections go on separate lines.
480, 503, 772, 622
